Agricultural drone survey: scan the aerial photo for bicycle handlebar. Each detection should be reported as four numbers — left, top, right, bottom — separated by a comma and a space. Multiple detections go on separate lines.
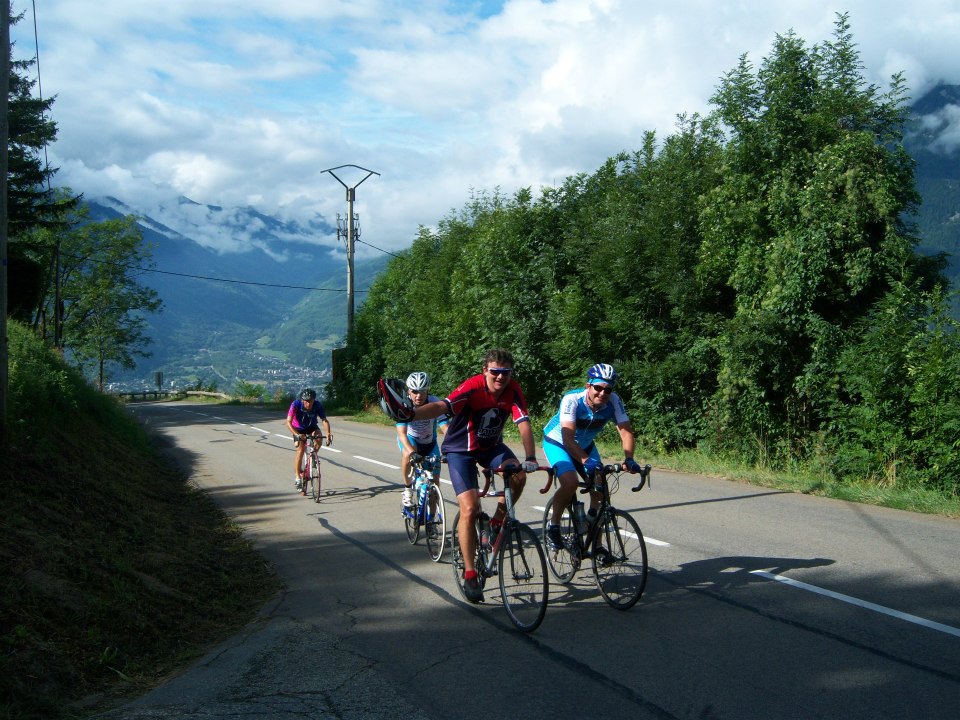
480, 464, 553, 498
569, 462, 652, 494
295, 432, 328, 447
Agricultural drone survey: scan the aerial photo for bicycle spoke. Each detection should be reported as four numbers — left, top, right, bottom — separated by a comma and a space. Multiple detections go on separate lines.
497, 524, 548, 632
592, 509, 648, 610
541, 496, 580, 583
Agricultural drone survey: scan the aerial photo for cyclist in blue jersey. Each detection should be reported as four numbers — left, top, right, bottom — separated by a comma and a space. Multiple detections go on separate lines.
286, 388, 332, 491
402, 349, 539, 603
542, 363, 643, 550
396, 371, 448, 508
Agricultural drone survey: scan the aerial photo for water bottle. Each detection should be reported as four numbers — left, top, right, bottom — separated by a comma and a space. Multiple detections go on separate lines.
415, 474, 428, 504
573, 501, 588, 535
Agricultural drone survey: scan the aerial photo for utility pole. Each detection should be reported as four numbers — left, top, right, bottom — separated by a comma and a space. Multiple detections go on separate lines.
322, 165, 379, 338
1, 0, 10, 438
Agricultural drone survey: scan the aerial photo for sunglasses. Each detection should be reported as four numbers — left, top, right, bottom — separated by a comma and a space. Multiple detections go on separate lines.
592, 384, 613, 395
487, 367, 513, 377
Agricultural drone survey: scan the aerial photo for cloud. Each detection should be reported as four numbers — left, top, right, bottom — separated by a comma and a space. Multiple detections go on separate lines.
11, 0, 960, 256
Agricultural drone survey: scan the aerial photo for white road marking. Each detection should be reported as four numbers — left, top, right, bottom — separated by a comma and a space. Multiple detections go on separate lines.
751, 570, 960, 638
354, 456, 396, 469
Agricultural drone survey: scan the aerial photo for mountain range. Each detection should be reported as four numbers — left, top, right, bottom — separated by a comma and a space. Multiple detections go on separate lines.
86, 196, 390, 394
90, 84, 959, 393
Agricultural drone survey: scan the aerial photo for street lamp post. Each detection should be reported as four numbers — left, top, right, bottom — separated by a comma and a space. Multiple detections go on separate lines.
322, 165, 379, 337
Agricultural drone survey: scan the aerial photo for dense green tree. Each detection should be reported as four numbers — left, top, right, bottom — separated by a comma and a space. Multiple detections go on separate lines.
335, 14, 958, 493
7, 14, 81, 326
699, 13, 945, 463
50, 211, 163, 390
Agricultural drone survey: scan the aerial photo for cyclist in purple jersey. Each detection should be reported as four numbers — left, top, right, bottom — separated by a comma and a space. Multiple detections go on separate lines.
541, 364, 643, 550
403, 349, 539, 603
396, 371, 448, 508
286, 388, 332, 491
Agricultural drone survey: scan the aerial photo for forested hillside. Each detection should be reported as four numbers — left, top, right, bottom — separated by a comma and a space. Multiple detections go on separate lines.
334, 16, 960, 495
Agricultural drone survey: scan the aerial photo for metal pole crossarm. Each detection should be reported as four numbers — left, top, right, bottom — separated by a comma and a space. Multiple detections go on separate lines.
321, 165, 379, 339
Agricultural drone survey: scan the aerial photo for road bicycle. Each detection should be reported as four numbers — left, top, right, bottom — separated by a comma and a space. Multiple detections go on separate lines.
451, 465, 551, 632
296, 432, 325, 503
402, 455, 446, 561
540, 462, 651, 610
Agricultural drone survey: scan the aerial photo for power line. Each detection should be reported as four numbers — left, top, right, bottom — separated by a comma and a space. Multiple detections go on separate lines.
357, 237, 404, 258
141, 265, 371, 292
60, 251, 370, 292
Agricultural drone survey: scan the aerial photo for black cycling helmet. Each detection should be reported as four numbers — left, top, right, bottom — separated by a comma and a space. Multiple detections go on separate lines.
300, 388, 317, 401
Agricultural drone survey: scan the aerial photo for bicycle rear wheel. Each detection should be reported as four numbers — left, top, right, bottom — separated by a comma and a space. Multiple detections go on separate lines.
541, 495, 581, 583
497, 523, 548, 632
425, 483, 446, 562
592, 508, 648, 610
451, 512, 484, 601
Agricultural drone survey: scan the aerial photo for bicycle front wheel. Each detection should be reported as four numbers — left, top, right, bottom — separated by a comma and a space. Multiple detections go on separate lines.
592, 508, 648, 610
404, 496, 420, 544
541, 495, 581, 583
425, 483, 446, 562
497, 523, 548, 632
309, 455, 321, 502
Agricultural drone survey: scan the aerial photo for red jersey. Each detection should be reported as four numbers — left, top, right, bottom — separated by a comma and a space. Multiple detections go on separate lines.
440, 373, 530, 453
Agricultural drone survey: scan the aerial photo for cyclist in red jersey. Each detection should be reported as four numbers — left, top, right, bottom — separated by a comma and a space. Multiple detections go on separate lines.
403, 348, 539, 603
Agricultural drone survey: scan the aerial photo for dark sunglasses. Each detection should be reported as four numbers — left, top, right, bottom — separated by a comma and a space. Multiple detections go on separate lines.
592, 384, 613, 395
487, 367, 513, 377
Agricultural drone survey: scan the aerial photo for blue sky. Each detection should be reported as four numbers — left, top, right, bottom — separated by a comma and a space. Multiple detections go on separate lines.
10, 0, 960, 256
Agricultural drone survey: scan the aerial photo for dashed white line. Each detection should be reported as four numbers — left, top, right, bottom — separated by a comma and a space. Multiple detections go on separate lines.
751, 570, 960, 638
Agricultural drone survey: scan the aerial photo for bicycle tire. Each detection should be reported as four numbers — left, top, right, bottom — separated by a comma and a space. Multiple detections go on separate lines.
404, 493, 420, 544
451, 511, 485, 601
298, 451, 309, 496
313, 455, 323, 502
541, 495, 581, 583
425, 483, 446, 562
592, 508, 648, 610
497, 523, 548, 632
310, 454, 321, 502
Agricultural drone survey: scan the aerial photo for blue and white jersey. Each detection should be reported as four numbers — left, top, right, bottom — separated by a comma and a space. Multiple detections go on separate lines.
543, 388, 629, 448
397, 394, 449, 444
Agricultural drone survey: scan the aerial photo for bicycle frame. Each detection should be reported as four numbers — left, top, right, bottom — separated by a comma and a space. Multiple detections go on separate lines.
478, 465, 548, 561
540, 462, 651, 609
451, 464, 550, 632
297, 432, 324, 502
404, 456, 446, 561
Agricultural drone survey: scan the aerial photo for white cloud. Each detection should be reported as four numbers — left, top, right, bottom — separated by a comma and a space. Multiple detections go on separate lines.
11, 0, 960, 257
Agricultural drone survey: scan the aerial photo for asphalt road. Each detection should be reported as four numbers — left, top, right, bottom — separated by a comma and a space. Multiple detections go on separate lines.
96, 401, 960, 720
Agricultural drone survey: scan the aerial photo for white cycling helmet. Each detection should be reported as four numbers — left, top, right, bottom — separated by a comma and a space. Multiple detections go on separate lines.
587, 363, 618, 385
405, 371, 430, 391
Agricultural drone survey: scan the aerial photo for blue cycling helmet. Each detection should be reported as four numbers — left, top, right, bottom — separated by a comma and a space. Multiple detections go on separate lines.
586, 363, 618, 385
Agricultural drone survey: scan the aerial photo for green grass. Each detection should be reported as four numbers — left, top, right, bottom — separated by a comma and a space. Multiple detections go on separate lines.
1, 323, 281, 719
345, 405, 960, 518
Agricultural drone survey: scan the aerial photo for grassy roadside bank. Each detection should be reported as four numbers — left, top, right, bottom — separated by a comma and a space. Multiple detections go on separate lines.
0, 324, 281, 720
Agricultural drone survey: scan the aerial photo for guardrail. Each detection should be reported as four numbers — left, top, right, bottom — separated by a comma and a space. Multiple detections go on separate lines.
113, 390, 232, 401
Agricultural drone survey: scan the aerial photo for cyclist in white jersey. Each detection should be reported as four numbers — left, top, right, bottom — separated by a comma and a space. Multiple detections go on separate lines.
396, 372, 448, 507
542, 363, 643, 550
